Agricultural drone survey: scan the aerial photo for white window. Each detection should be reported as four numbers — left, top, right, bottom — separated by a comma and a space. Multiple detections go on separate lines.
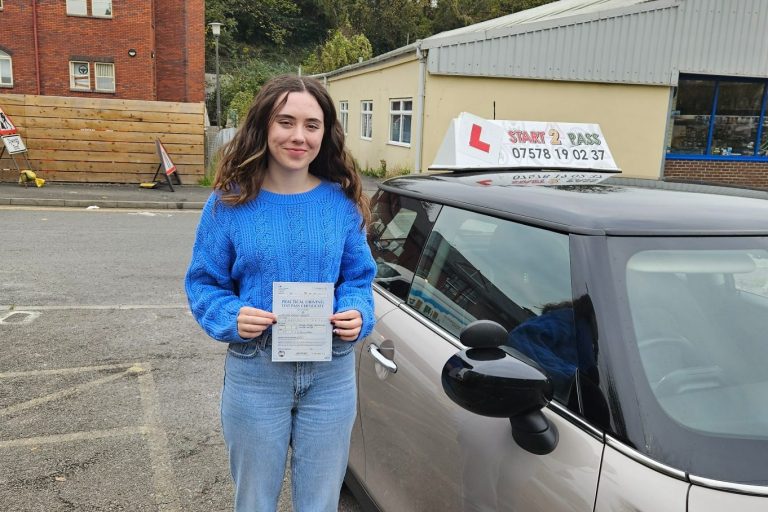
339, 101, 349, 135
361, 101, 373, 139
66, 0, 88, 15
67, 0, 112, 17
0, 1, 4, 10
95, 62, 115, 92
92, 0, 112, 17
0, 50, 12, 87
389, 99, 413, 145
70, 61, 90, 90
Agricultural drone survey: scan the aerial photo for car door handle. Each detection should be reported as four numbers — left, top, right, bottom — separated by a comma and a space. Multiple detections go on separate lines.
368, 344, 397, 373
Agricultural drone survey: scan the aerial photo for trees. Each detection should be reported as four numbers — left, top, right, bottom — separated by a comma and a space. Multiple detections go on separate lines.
302, 26, 373, 74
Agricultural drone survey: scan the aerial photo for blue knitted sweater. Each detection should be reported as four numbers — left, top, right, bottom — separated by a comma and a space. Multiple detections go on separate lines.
185, 180, 376, 343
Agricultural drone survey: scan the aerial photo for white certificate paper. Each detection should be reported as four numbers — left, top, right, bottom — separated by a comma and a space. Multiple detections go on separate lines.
272, 282, 334, 362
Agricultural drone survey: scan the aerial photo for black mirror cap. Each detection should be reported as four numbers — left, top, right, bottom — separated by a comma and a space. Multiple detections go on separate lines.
441, 347, 553, 418
459, 319, 508, 348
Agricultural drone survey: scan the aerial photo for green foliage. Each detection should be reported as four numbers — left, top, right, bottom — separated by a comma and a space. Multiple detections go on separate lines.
303, 26, 373, 74
219, 59, 293, 126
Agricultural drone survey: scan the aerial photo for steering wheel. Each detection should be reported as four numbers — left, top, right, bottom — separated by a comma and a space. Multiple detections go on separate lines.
653, 365, 726, 397
637, 336, 698, 386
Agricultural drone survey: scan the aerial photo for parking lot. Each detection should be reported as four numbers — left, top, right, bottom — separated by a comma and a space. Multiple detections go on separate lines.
0, 206, 360, 511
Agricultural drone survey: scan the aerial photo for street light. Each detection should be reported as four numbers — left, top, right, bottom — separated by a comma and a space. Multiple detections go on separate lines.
209, 22, 223, 127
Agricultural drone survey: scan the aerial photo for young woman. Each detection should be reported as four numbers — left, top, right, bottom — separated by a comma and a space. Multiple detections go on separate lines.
185, 75, 376, 511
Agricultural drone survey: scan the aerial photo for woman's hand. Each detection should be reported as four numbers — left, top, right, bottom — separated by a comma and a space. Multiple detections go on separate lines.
237, 307, 277, 339
330, 309, 363, 341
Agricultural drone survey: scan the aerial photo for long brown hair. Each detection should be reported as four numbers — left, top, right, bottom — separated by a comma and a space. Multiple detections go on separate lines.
213, 74, 371, 226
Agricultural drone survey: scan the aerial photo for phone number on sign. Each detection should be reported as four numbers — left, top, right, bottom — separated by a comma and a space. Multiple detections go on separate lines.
510, 147, 606, 160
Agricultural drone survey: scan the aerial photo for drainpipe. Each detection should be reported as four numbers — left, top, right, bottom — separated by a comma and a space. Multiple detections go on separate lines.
32, 0, 41, 95
414, 42, 427, 173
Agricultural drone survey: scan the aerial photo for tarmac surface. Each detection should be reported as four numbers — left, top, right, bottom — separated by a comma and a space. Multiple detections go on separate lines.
0, 175, 383, 210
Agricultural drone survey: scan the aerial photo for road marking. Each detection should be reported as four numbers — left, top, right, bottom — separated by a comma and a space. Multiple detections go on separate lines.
0, 310, 40, 324
138, 364, 183, 512
0, 426, 149, 449
0, 366, 137, 418
0, 362, 136, 379
0, 362, 183, 511
0, 304, 188, 311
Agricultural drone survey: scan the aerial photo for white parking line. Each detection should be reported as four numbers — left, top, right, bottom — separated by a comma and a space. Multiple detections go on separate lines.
0, 362, 182, 511
0, 366, 140, 418
0, 426, 149, 449
0, 304, 188, 311
138, 364, 183, 512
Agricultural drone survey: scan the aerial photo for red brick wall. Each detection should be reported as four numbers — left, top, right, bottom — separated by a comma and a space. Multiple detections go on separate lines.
154, 0, 204, 102
0, 0, 204, 102
664, 159, 768, 190
0, 2, 41, 95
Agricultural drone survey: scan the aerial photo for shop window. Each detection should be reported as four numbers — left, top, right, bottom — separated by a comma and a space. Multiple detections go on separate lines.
70, 61, 90, 90
668, 75, 768, 159
389, 99, 412, 145
0, 50, 12, 87
339, 100, 349, 135
361, 100, 373, 139
95, 62, 115, 92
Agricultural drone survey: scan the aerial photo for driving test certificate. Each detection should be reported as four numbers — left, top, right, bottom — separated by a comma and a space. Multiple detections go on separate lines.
272, 282, 334, 362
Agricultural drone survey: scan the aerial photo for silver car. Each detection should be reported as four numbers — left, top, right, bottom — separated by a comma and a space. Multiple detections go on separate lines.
345, 172, 768, 511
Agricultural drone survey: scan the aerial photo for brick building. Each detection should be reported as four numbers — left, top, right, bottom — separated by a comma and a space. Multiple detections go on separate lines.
0, 0, 204, 103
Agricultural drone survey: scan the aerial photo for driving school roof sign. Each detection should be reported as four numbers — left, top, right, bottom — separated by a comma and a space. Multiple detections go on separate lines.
431, 112, 620, 173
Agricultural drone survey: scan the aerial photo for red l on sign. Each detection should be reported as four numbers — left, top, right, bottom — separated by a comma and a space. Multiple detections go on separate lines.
469, 123, 491, 153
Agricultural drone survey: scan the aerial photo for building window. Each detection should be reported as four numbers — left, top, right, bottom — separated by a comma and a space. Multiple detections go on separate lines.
66, 0, 88, 15
361, 100, 373, 139
70, 61, 91, 90
339, 101, 349, 135
92, 0, 112, 17
67, 0, 112, 17
0, 50, 12, 87
95, 62, 115, 92
389, 99, 413, 145
668, 75, 768, 159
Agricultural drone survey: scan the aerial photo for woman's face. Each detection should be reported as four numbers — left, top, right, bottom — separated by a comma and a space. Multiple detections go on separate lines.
267, 91, 325, 175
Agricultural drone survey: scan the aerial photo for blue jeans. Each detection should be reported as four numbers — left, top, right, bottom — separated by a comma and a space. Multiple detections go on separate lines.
221, 332, 357, 512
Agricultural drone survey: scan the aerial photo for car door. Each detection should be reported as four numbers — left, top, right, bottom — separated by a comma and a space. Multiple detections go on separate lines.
358, 203, 604, 511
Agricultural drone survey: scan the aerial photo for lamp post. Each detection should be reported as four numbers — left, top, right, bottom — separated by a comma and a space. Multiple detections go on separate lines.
209, 22, 223, 127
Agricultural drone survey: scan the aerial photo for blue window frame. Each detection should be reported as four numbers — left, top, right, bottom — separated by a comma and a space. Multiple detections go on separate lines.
667, 74, 768, 162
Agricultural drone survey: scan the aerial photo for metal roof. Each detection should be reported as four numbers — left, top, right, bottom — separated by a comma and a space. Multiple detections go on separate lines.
421, 0, 768, 85
379, 172, 768, 236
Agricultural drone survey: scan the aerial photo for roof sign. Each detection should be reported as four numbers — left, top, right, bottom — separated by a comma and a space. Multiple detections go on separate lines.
431, 112, 620, 173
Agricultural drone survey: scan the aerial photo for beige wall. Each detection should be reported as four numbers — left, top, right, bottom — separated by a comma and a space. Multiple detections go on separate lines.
422, 75, 671, 179
326, 56, 420, 173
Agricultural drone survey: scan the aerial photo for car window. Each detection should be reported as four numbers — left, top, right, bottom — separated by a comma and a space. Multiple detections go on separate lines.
368, 191, 440, 300
407, 206, 580, 404
608, 237, 768, 484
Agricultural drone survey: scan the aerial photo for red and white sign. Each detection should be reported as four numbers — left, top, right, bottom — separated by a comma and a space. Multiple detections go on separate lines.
431, 112, 619, 172
0, 107, 18, 136
155, 139, 177, 176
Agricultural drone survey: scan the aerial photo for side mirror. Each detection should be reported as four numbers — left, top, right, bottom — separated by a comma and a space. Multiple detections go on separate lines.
442, 320, 559, 455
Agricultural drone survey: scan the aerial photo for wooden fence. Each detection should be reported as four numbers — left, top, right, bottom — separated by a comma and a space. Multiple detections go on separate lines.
0, 94, 205, 183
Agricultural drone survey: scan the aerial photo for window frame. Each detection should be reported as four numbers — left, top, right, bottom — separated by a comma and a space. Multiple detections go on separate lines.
91, 0, 113, 18
0, 50, 13, 88
360, 100, 373, 140
339, 100, 349, 135
388, 98, 413, 147
69, 61, 91, 91
94, 62, 115, 92
667, 73, 768, 162
66, 0, 88, 16
66, 0, 113, 18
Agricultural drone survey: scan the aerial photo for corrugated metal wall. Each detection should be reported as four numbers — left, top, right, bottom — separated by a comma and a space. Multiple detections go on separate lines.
425, 0, 768, 85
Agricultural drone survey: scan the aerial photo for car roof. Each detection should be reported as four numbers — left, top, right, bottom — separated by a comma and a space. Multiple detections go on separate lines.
379, 172, 768, 236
